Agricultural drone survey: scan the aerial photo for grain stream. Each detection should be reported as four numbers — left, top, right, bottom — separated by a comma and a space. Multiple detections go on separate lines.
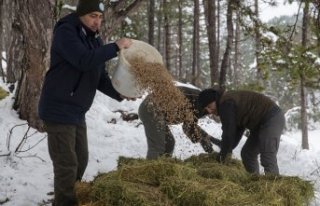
129, 57, 201, 141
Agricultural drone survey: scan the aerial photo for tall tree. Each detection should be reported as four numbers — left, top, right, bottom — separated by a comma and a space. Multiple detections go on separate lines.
177, 0, 183, 80
156, 1, 163, 53
254, 0, 263, 83
316, 3, 320, 56
8, 0, 53, 130
0, 0, 4, 82
233, 10, 241, 87
220, 0, 235, 89
148, 0, 155, 46
3, 0, 17, 84
192, 0, 200, 86
217, 0, 221, 75
204, 0, 219, 86
163, 0, 172, 71
300, 1, 310, 150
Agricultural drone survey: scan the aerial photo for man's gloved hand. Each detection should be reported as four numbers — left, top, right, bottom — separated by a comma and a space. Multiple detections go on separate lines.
216, 152, 231, 163
216, 152, 225, 163
200, 137, 214, 153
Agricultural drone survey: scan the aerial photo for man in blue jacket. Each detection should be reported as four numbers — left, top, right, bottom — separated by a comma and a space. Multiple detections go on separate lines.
38, 0, 132, 205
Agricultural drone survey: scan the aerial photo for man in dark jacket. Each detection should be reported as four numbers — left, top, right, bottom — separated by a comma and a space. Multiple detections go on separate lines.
198, 88, 285, 175
138, 86, 221, 159
38, 0, 132, 205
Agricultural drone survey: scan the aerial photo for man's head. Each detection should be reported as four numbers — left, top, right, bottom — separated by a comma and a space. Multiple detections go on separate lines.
198, 88, 218, 115
77, 0, 105, 32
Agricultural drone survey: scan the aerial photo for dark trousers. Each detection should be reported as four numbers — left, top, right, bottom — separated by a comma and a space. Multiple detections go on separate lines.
241, 111, 285, 175
138, 98, 175, 159
44, 121, 88, 206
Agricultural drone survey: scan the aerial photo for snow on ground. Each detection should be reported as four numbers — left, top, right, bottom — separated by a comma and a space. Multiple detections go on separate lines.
0, 80, 320, 205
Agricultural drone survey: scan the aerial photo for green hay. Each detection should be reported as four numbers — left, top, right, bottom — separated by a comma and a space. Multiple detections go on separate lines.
88, 172, 172, 206
77, 155, 314, 206
160, 177, 250, 206
117, 156, 183, 167
118, 160, 196, 186
196, 162, 249, 183
75, 181, 93, 205
185, 153, 249, 183
92, 178, 146, 205
244, 175, 314, 206
184, 152, 244, 169
0, 86, 8, 101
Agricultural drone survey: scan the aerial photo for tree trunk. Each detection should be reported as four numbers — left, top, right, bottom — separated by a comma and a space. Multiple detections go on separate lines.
233, 10, 241, 86
317, 7, 320, 56
178, 0, 183, 80
219, 0, 234, 89
300, 75, 309, 149
192, 0, 200, 86
217, 0, 221, 76
156, 1, 163, 53
163, 0, 171, 72
148, 0, 155, 46
204, 0, 219, 86
301, 1, 309, 150
1, 0, 13, 52
0, 0, 4, 82
11, 0, 53, 131
4, 0, 17, 84
103, 0, 144, 41
254, 0, 263, 83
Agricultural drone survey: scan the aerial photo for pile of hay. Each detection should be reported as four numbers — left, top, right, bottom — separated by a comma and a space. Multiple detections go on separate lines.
0, 86, 8, 101
76, 154, 314, 206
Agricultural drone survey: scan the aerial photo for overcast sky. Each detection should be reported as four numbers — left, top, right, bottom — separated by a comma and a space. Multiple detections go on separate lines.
260, 0, 300, 22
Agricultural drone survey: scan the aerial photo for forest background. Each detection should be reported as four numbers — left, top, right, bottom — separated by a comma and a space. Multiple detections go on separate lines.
0, 0, 320, 149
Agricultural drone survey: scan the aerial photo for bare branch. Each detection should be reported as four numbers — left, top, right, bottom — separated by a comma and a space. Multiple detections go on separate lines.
103, 0, 144, 38
15, 154, 46, 162
310, 160, 320, 177
14, 126, 31, 153
0, 197, 10, 205
4, 124, 45, 160
0, 152, 11, 157
6, 123, 28, 151
289, 1, 302, 41
18, 135, 47, 153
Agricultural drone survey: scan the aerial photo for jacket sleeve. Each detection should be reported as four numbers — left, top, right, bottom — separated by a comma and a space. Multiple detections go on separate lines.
219, 100, 238, 157
183, 121, 214, 141
182, 113, 212, 143
97, 68, 123, 101
52, 23, 119, 71
182, 120, 201, 143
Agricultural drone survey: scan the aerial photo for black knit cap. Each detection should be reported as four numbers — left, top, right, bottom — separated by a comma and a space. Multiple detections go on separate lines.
76, 0, 105, 16
198, 88, 218, 110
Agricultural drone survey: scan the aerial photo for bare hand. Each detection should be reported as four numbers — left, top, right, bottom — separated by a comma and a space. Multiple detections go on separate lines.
116, 38, 132, 49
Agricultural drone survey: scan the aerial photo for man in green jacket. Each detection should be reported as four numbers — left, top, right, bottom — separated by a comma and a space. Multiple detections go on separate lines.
139, 86, 221, 159
198, 88, 285, 175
